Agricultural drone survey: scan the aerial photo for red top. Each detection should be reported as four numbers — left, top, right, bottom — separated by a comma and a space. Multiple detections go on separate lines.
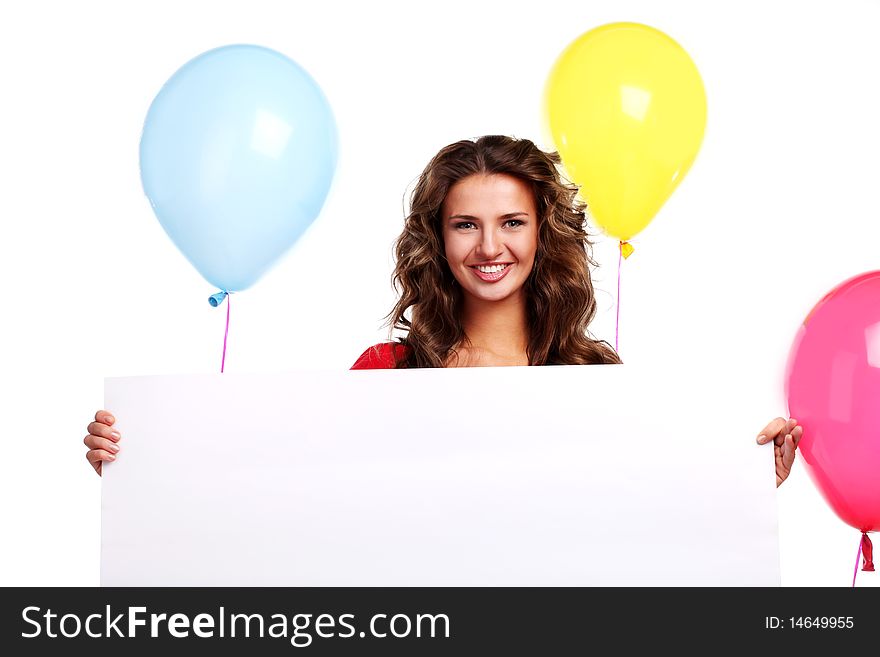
350, 342, 411, 369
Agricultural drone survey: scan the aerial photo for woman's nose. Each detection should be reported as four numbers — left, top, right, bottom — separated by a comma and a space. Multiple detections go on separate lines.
477, 229, 502, 259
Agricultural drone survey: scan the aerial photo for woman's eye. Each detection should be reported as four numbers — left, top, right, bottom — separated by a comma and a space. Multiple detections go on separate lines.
505, 219, 524, 228
454, 222, 475, 230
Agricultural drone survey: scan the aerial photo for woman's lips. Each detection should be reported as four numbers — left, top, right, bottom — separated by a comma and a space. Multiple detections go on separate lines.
470, 263, 513, 283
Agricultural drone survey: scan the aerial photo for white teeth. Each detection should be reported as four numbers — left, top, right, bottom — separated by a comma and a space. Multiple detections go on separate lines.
476, 264, 508, 273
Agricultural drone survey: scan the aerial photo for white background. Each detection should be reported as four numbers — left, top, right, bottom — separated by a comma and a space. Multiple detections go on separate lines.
1, 0, 878, 586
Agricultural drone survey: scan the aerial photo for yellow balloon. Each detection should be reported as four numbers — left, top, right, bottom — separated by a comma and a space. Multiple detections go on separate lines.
543, 23, 707, 242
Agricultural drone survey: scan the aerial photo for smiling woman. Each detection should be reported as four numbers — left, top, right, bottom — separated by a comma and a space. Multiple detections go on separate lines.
352, 135, 621, 369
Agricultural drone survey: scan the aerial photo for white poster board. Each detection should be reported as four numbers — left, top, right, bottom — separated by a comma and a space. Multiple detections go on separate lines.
102, 365, 780, 586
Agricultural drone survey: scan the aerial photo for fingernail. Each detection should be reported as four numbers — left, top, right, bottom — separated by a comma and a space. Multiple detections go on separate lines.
109, 443, 120, 453
108, 454, 116, 461
110, 431, 121, 441
757, 434, 767, 444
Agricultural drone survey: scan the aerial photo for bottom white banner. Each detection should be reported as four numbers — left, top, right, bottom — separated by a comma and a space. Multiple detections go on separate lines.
102, 364, 780, 585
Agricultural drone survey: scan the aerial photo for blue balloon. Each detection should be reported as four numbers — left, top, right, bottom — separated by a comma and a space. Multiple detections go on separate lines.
140, 45, 338, 292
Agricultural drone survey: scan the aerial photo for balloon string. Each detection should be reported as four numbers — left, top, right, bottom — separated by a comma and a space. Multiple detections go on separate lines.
615, 244, 622, 353
852, 538, 863, 588
221, 293, 231, 373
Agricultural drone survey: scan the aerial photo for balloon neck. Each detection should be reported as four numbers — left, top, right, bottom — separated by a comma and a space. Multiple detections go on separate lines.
862, 533, 875, 572
209, 291, 229, 307
619, 241, 634, 259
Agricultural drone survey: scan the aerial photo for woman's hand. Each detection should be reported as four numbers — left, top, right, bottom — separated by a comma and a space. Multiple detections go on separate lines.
756, 417, 803, 487
84, 410, 121, 476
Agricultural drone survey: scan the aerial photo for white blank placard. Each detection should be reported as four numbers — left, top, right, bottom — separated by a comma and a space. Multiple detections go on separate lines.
102, 365, 780, 586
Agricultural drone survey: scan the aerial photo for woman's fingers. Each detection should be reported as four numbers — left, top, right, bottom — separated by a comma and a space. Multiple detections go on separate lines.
86, 410, 120, 477
791, 425, 803, 448
95, 410, 116, 426
774, 435, 796, 487
782, 434, 796, 470
767, 422, 801, 487
757, 417, 786, 444
83, 433, 120, 454
757, 417, 799, 446
86, 448, 116, 476
774, 444, 787, 486
87, 421, 121, 443
778, 418, 798, 446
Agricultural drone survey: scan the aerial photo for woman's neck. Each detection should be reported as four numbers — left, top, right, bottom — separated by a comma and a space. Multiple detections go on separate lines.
459, 291, 529, 360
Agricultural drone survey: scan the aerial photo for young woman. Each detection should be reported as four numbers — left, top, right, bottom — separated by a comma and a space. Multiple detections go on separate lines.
84, 136, 803, 483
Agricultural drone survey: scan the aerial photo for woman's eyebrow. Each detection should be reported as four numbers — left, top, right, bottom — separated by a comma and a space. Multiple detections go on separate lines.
448, 211, 529, 221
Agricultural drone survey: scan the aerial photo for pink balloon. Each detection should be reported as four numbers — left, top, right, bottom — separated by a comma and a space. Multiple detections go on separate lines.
785, 271, 880, 533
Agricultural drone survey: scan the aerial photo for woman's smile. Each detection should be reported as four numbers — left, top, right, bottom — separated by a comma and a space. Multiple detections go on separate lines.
470, 262, 514, 282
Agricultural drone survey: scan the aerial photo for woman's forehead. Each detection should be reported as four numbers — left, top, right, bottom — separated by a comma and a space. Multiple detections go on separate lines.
443, 173, 536, 217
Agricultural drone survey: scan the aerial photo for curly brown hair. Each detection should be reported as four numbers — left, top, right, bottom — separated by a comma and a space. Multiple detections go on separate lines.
384, 135, 621, 367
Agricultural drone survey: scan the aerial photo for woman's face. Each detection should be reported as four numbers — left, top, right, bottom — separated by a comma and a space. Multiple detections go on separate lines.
441, 173, 539, 304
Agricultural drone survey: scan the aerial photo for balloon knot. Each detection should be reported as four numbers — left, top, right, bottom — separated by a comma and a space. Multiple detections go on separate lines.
862, 533, 875, 572
208, 291, 229, 307
620, 241, 634, 259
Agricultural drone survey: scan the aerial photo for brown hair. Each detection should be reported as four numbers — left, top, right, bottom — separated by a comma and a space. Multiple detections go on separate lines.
385, 135, 621, 367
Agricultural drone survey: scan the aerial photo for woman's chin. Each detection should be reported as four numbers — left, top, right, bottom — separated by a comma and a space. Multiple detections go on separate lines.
461, 283, 525, 304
